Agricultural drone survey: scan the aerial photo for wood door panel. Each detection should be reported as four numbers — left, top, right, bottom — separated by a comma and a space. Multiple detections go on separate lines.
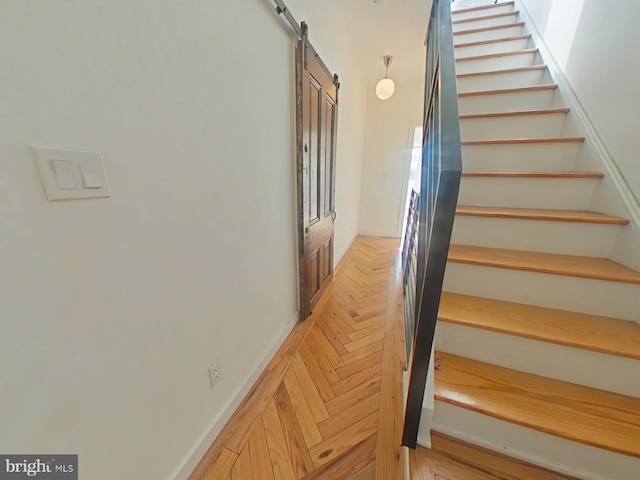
309, 248, 320, 301
308, 76, 322, 225
324, 96, 336, 216
297, 41, 339, 318
322, 239, 332, 284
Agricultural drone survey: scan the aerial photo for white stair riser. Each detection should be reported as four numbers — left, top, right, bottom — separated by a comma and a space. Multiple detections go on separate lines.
453, 15, 519, 33
435, 322, 640, 396
460, 113, 566, 140
456, 52, 537, 75
454, 24, 523, 45
454, 37, 530, 59
452, 4, 515, 22
458, 177, 596, 209
433, 402, 640, 480
457, 68, 546, 93
462, 142, 580, 171
452, 216, 618, 257
458, 89, 555, 114
443, 263, 640, 321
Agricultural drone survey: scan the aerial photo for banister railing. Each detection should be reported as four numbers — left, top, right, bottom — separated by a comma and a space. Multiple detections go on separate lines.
401, 189, 420, 360
402, 0, 462, 448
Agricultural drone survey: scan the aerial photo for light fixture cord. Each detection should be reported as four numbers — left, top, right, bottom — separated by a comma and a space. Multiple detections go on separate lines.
385, 65, 389, 79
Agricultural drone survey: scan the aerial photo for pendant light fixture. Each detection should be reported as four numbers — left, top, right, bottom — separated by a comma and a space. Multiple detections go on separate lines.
376, 55, 395, 100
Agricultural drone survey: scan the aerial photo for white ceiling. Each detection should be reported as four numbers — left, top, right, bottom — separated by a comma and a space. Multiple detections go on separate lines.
339, 0, 433, 87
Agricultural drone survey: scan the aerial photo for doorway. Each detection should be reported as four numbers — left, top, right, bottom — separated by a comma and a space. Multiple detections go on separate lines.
401, 125, 423, 238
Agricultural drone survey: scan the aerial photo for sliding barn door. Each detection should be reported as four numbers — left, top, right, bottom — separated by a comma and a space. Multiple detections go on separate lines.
296, 40, 338, 319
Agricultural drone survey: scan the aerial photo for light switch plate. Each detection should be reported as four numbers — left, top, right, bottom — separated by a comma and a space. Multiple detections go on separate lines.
33, 147, 111, 200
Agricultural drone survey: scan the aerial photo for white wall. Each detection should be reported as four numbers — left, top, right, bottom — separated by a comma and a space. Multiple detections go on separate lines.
358, 78, 424, 237
520, 0, 640, 203
0, 1, 366, 479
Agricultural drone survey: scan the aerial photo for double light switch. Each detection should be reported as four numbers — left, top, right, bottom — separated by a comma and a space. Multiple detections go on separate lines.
33, 147, 111, 200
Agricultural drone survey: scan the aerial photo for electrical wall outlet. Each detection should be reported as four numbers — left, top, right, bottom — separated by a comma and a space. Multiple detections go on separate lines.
208, 359, 222, 388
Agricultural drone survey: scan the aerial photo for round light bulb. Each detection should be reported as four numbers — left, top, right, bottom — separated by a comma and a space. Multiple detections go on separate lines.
376, 78, 395, 100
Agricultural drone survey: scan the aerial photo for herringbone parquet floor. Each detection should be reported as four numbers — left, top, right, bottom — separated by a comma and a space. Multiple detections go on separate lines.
191, 236, 403, 480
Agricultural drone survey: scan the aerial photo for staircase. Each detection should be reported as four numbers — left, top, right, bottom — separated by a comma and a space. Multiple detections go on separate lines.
428, 2, 640, 479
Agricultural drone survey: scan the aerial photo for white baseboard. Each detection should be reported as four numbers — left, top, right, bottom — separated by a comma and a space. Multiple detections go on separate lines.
404, 447, 411, 480
170, 310, 300, 480
513, 0, 640, 230
357, 230, 402, 239
402, 372, 412, 480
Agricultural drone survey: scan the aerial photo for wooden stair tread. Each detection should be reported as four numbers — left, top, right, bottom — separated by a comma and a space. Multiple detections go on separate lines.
455, 35, 530, 49
418, 432, 579, 480
458, 84, 556, 97
460, 108, 569, 119
452, 2, 515, 16
462, 137, 584, 145
456, 48, 537, 63
453, 22, 524, 37
453, 10, 519, 25
434, 352, 640, 457
457, 65, 546, 79
455, 206, 629, 225
448, 244, 640, 284
439, 292, 640, 359
461, 172, 604, 178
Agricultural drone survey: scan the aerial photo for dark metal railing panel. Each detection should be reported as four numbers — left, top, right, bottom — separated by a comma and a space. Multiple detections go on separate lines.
401, 189, 419, 276
402, 189, 420, 362
402, 0, 462, 449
